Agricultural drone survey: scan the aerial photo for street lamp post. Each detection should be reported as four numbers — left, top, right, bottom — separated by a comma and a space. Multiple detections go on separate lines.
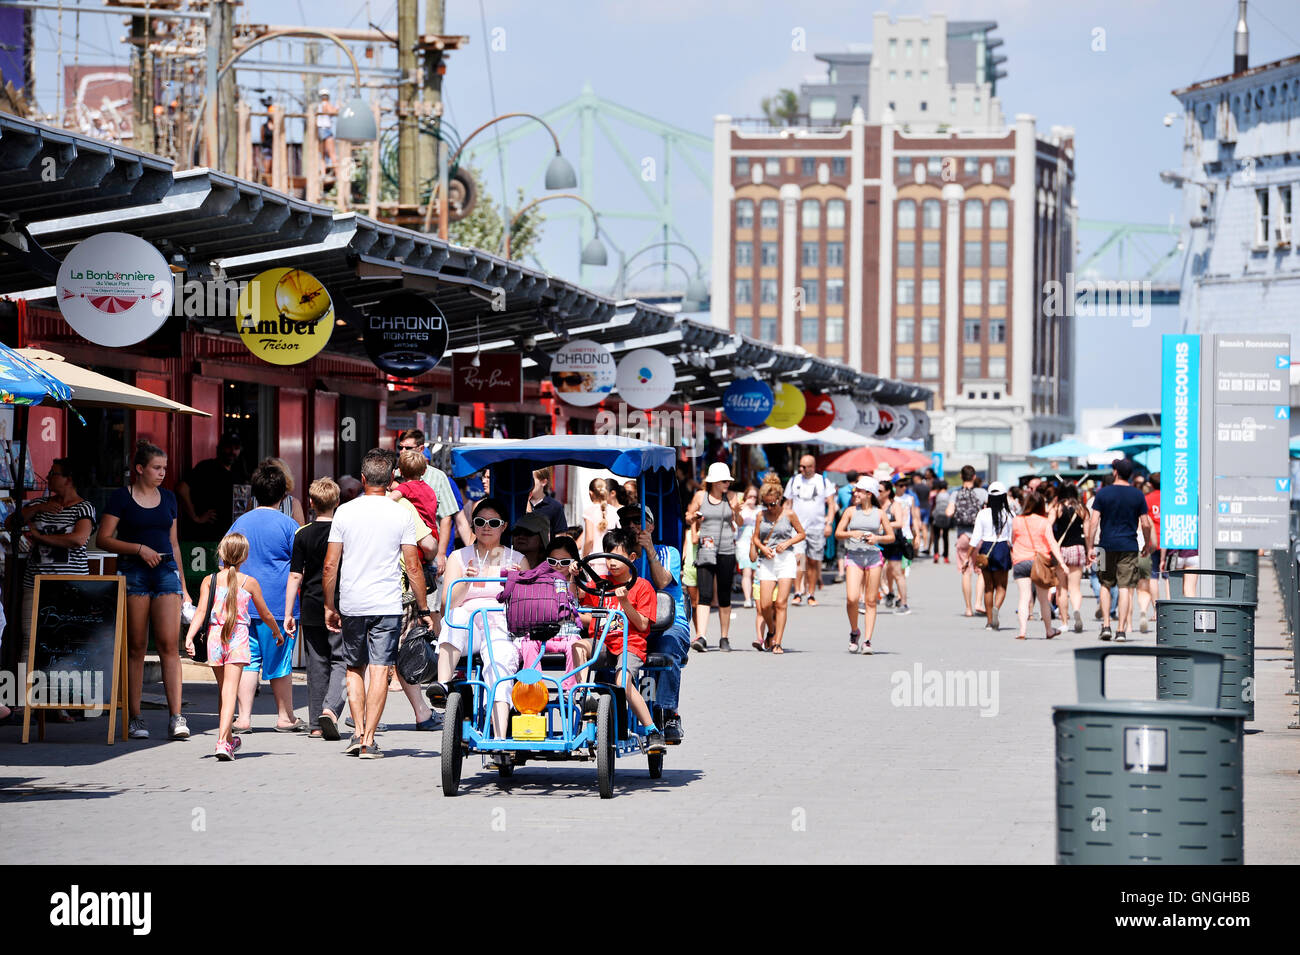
502, 192, 608, 266
434, 112, 577, 239
615, 240, 709, 305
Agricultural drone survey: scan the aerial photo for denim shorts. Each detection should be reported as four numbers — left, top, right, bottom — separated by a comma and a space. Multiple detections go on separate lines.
119, 554, 182, 598
341, 614, 403, 668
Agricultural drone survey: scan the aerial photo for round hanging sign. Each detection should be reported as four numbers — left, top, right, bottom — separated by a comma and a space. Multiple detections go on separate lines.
857, 401, 882, 435
874, 405, 897, 439
800, 392, 835, 433
363, 292, 448, 378
236, 267, 334, 365
765, 382, 806, 429
830, 394, 858, 431
550, 338, 616, 406
722, 378, 774, 427
911, 409, 931, 441
56, 232, 173, 347
893, 406, 916, 439
615, 347, 675, 410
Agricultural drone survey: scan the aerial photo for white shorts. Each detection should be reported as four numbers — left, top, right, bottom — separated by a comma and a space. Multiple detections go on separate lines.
757, 549, 798, 582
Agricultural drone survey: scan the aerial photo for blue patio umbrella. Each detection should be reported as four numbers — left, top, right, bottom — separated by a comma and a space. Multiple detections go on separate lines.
1107, 437, 1160, 457
0, 341, 72, 406
1029, 437, 1104, 458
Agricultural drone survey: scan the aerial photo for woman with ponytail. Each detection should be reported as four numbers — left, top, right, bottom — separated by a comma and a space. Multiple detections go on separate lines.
185, 532, 283, 760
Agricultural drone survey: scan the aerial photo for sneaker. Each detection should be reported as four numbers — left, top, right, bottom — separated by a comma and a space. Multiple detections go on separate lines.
1114, 631, 1127, 643
1073, 611, 1083, 633
990, 610, 999, 631
414, 712, 443, 731
944, 556, 951, 564
896, 604, 912, 616
644, 729, 668, 755
128, 717, 149, 740
791, 593, 803, 606
860, 639, 873, 654
848, 629, 860, 650
884, 594, 896, 608
168, 715, 190, 740
344, 734, 364, 756
1099, 627, 1113, 641
719, 637, 731, 652
690, 638, 707, 653
215, 741, 234, 761
359, 742, 385, 759
663, 715, 684, 743
1139, 613, 1149, 634
231, 736, 242, 753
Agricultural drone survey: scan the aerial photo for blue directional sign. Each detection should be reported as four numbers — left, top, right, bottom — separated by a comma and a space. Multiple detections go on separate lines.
1161, 335, 1200, 549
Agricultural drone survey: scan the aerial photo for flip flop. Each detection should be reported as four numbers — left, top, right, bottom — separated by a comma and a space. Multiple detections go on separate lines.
751, 639, 765, 651
275, 718, 308, 733
771, 645, 785, 654
318, 712, 340, 741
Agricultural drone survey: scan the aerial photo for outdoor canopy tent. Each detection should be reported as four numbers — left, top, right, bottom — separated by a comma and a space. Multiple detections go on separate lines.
450, 434, 682, 554
732, 425, 873, 447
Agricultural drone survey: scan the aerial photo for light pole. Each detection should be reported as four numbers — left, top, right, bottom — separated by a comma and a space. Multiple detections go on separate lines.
622, 260, 707, 311
614, 240, 709, 303
502, 192, 607, 265
434, 112, 577, 239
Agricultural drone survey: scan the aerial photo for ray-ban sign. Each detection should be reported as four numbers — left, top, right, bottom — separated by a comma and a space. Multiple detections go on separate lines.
452, 353, 522, 403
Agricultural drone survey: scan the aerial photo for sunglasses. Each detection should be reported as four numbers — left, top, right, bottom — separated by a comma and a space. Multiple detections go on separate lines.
399, 444, 420, 451
473, 517, 506, 529
554, 373, 584, 386
547, 557, 576, 568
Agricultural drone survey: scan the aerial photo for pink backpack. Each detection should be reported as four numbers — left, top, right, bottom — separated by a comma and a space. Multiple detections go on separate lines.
497, 564, 578, 636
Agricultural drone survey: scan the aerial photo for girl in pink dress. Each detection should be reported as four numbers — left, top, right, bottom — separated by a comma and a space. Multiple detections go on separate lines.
516, 536, 588, 691
185, 533, 284, 760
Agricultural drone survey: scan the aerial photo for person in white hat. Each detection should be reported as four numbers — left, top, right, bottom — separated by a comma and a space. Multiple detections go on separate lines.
784, 454, 837, 607
684, 461, 743, 651
317, 88, 339, 170
833, 476, 894, 653
969, 481, 1013, 630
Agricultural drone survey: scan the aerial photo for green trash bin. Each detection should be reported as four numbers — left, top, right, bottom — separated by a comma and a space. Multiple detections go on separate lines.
1055, 645, 1244, 865
1157, 569, 1256, 719
1214, 549, 1258, 604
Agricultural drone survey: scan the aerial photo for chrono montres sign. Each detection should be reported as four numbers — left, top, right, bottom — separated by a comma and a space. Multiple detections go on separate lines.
363, 292, 449, 378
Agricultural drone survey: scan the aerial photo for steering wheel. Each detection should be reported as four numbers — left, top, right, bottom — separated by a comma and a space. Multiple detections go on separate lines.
574, 552, 639, 597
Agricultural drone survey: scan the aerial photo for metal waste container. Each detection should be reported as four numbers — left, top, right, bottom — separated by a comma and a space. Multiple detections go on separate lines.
1157, 569, 1256, 719
1214, 549, 1258, 604
1055, 645, 1244, 865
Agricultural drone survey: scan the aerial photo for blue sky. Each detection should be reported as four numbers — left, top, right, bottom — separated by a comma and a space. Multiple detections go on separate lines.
20, 0, 1300, 417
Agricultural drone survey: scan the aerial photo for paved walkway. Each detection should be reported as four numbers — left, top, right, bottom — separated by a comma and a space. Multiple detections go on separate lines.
2, 557, 1296, 863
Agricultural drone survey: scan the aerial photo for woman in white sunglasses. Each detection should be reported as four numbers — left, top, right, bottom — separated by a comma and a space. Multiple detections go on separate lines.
433, 497, 529, 741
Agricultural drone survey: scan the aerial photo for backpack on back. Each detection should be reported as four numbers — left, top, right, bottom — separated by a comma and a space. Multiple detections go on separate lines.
952, 487, 982, 527
497, 564, 578, 639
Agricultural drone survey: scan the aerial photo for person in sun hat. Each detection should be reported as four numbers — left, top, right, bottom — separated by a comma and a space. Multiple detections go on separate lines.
684, 461, 743, 650
784, 454, 837, 607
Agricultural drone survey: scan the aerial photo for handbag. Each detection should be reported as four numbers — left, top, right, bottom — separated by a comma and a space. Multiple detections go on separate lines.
497, 564, 575, 637
395, 620, 439, 685
190, 572, 218, 663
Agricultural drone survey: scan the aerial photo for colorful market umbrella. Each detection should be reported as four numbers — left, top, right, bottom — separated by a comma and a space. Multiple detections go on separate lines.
822, 444, 932, 476
0, 341, 73, 406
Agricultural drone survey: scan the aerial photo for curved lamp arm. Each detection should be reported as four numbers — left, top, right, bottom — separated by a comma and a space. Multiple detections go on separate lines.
623, 259, 693, 287
503, 192, 600, 258
617, 240, 704, 297
451, 112, 563, 169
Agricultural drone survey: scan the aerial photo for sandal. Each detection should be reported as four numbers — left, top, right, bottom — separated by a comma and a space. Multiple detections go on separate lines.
751, 638, 765, 651
318, 711, 340, 741
771, 645, 785, 654
806, 596, 818, 607
275, 718, 308, 733
790, 593, 802, 606
1016, 634, 1027, 640
1046, 628, 1061, 640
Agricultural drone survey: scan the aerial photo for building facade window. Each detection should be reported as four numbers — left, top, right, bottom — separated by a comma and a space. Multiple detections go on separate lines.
988, 356, 1007, 379
989, 240, 1007, 267
990, 199, 1008, 227
922, 241, 940, 267
1256, 188, 1271, 245
832, 157, 846, 176
920, 37, 929, 59
800, 280, 819, 305
963, 355, 982, 379
760, 279, 778, 304
735, 278, 752, 304
736, 243, 754, 267
964, 240, 982, 268
801, 241, 819, 267
963, 156, 978, 176
826, 316, 844, 343
826, 199, 846, 228
1281, 186, 1293, 244
957, 427, 1012, 453
896, 355, 915, 379
920, 356, 940, 380
765, 157, 780, 176
922, 199, 941, 228
898, 199, 917, 228
760, 199, 779, 228
896, 278, 915, 304
809, 97, 836, 122
761, 242, 779, 266
963, 319, 981, 343
736, 199, 754, 229
735, 157, 750, 176
898, 156, 912, 176
802, 199, 821, 228
826, 279, 844, 304
896, 318, 915, 344
801, 317, 819, 343
989, 279, 1007, 305
801, 157, 815, 176
964, 199, 983, 229
963, 278, 982, 305
921, 278, 940, 305
825, 241, 844, 266
921, 317, 940, 343
898, 241, 916, 268
989, 318, 1006, 342
995, 156, 1010, 176
759, 317, 778, 341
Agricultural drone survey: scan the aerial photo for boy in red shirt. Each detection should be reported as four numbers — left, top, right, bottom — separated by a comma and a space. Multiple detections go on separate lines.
576, 528, 667, 754
390, 449, 439, 539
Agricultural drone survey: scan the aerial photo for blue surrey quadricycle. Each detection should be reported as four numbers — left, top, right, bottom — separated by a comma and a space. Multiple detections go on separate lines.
437, 434, 686, 798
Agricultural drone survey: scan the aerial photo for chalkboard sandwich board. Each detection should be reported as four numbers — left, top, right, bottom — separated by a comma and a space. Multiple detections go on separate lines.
23, 575, 127, 744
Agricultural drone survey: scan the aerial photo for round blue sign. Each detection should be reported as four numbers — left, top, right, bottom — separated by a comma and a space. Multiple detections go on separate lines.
723, 378, 775, 427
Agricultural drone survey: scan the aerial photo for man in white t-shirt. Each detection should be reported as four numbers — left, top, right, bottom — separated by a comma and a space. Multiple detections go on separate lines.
784, 454, 837, 606
323, 449, 431, 759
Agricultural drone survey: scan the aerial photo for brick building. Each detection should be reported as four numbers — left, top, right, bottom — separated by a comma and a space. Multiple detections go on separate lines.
710, 12, 1075, 464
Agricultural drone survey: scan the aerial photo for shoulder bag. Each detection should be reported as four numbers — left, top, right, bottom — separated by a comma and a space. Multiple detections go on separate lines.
189, 572, 219, 663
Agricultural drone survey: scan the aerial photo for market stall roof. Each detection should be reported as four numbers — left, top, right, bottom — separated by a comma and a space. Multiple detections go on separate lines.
17, 348, 210, 416
733, 425, 873, 447
450, 433, 676, 479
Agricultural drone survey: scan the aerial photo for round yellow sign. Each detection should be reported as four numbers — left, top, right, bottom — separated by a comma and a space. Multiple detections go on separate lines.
764, 382, 806, 429
236, 267, 334, 365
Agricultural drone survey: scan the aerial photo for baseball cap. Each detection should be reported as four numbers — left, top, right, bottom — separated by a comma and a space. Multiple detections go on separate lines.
511, 511, 551, 549
988, 481, 1008, 495
855, 476, 880, 495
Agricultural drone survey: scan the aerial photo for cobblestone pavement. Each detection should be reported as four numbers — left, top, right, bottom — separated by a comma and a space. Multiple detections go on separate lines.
2, 557, 1296, 864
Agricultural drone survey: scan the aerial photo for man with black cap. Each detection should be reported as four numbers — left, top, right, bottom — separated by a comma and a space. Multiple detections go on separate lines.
177, 432, 248, 541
